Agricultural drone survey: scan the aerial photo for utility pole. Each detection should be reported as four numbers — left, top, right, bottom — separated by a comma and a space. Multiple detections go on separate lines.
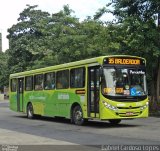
157, 12, 160, 102
158, 12, 160, 27
0, 32, 2, 52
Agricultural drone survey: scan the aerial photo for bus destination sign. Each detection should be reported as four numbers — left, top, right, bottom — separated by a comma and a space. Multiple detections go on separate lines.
103, 57, 145, 65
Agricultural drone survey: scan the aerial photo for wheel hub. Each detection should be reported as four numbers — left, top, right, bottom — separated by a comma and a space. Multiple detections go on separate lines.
75, 111, 82, 121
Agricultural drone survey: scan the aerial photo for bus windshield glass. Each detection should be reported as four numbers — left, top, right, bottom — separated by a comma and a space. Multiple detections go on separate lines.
102, 67, 147, 97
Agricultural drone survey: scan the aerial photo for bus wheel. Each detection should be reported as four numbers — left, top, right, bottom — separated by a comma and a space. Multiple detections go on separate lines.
72, 105, 84, 126
27, 103, 34, 119
108, 119, 121, 125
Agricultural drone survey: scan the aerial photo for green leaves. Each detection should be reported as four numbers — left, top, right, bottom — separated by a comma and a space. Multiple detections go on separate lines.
105, 0, 160, 102
4, 2, 160, 102
0, 52, 9, 90
7, 5, 108, 72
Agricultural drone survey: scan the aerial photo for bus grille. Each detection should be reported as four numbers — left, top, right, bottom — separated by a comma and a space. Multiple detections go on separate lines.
117, 112, 141, 117
117, 106, 139, 109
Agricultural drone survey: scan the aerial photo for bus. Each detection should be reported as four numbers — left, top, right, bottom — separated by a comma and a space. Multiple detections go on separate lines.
9, 55, 148, 125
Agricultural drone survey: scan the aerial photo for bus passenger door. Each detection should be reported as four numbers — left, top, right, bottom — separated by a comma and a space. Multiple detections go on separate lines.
88, 66, 100, 117
17, 78, 24, 112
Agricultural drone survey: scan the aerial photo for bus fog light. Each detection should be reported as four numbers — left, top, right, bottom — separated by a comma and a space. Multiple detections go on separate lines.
102, 101, 107, 106
140, 103, 148, 110
140, 107, 144, 110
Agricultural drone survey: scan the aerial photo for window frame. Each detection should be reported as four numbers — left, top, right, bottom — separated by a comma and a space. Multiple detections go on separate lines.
56, 70, 69, 89
44, 72, 55, 90
70, 67, 85, 88
34, 74, 44, 90
25, 76, 33, 91
10, 78, 17, 92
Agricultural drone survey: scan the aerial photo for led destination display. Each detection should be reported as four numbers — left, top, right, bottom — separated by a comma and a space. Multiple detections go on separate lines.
103, 57, 145, 65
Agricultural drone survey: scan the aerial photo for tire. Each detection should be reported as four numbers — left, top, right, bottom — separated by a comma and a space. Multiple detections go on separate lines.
108, 119, 121, 125
72, 105, 84, 126
27, 103, 34, 119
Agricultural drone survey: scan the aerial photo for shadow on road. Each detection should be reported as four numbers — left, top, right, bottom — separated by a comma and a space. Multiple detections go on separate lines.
13, 114, 140, 129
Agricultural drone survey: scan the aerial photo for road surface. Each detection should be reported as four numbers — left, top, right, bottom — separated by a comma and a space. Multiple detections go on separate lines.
0, 101, 160, 151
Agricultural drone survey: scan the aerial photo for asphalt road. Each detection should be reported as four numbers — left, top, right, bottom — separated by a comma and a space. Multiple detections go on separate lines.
0, 101, 160, 151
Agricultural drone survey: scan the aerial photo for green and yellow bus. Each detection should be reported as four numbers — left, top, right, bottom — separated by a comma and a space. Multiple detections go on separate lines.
9, 55, 148, 125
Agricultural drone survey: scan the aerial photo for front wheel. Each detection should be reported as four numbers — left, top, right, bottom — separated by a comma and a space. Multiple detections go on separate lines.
108, 119, 121, 125
27, 103, 34, 119
72, 105, 84, 126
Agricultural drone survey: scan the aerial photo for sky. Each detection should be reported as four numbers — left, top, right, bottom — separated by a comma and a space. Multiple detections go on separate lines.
0, 0, 113, 51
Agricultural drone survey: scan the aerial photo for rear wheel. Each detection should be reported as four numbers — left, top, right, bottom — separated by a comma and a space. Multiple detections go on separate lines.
72, 105, 84, 126
27, 103, 34, 119
108, 119, 121, 125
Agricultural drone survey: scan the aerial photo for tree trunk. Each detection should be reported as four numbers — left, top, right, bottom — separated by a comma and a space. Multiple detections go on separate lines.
149, 68, 156, 111
156, 59, 160, 102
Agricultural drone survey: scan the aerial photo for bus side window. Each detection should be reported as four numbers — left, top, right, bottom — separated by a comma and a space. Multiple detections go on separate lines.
11, 79, 17, 92
34, 74, 44, 90
70, 67, 85, 88
25, 76, 33, 91
44, 72, 55, 90
56, 70, 69, 89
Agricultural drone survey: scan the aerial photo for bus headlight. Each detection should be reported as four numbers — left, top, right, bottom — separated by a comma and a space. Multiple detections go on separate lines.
102, 101, 118, 111
140, 102, 149, 110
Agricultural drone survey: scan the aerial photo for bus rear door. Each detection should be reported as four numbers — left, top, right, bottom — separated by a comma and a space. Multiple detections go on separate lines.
88, 66, 100, 118
17, 78, 24, 112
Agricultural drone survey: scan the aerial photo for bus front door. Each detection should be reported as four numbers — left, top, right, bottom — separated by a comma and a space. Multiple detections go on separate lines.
88, 67, 100, 118
17, 78, 24, 112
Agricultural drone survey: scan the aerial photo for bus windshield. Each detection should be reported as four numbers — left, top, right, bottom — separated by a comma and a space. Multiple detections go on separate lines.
102, 67, 147, 97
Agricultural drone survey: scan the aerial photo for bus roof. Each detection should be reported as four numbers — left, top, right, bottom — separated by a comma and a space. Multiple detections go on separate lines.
10, 55, 145, 78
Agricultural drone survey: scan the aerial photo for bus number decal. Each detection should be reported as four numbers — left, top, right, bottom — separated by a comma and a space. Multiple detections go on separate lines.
103, 88, 112, 94
115, 88, 124, 94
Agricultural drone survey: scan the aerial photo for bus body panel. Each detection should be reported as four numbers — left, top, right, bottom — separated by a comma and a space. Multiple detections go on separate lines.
9, 55, 149, 123
9, 92, 17, 111
99, 96, 148, 120
23, 89, 86, 118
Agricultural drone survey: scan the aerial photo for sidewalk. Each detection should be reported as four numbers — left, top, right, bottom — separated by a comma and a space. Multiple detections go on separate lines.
0, 127, 99, 151
0, 99, 9, 103
0, 94, 4, 101
0, 128, 76, 145
0, 93, 9, 102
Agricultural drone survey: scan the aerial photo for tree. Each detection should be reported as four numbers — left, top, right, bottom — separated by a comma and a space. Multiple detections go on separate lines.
7, 5, 52, 72
6, 5, 112, 87
46, 5, 108, 63
0, 52, 9, 91
96, 0, 160, 108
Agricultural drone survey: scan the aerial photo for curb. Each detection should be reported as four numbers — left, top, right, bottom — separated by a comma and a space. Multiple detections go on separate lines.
149, 112, 160, 117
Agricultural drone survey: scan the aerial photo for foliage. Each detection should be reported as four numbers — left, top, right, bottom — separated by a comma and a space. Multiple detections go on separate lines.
0, 52, 9, 89
7, 4, 109, 71
1, 2, 160, 107
97, 0, 160, 104
7, 5, 51, 72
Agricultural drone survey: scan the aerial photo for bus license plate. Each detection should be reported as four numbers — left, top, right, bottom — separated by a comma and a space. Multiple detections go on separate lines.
126, 112, 133, 116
